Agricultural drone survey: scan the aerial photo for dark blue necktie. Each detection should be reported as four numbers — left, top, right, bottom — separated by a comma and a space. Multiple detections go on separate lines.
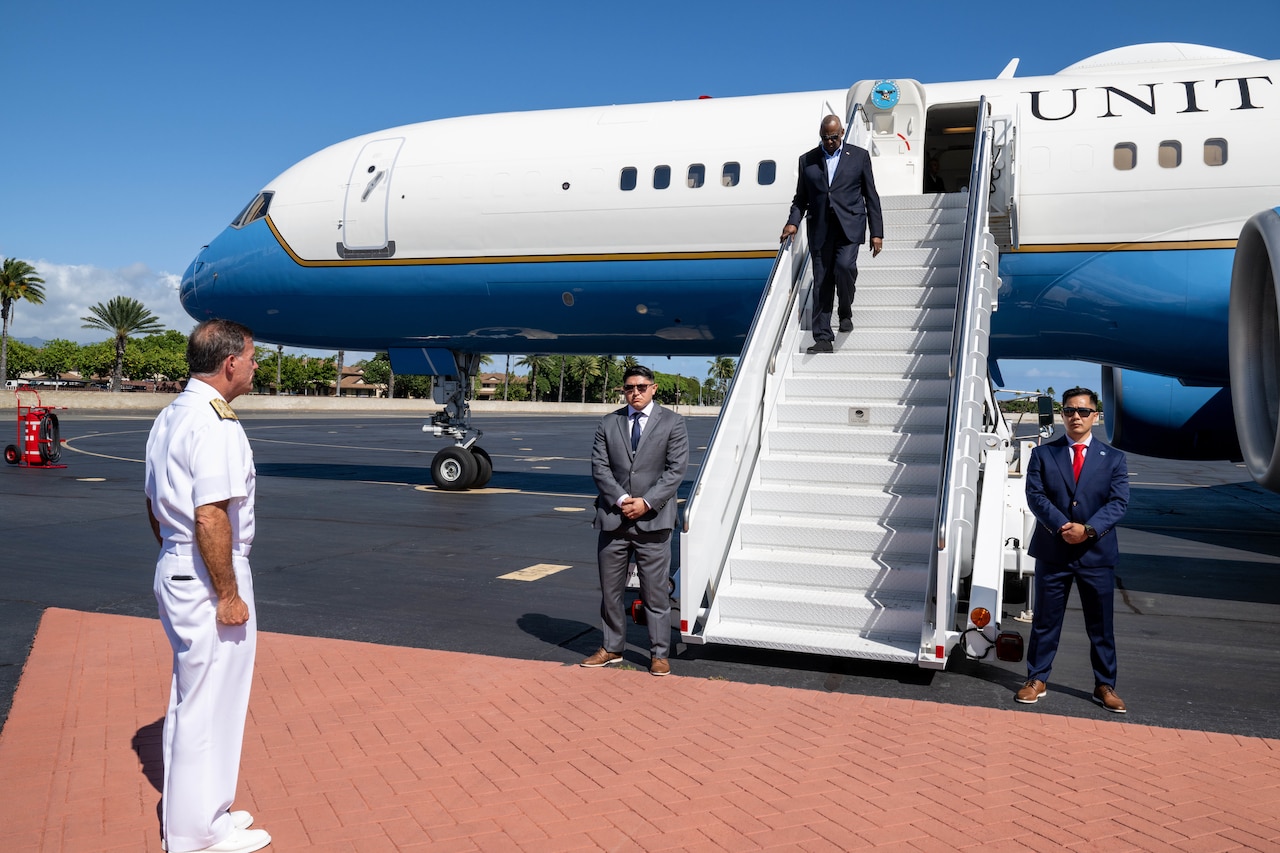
631, 412, 641, 451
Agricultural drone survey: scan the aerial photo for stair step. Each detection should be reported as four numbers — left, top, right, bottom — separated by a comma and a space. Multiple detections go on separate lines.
747, 484, 939, 523
803, 305, 954, 332
728, 547, 931, 592
882, 192, 968, 211
775, 401, 947, 429
738, 516, 936, 553
856, 266, 960, 288
841, 285, 957, 310
701, 620, 920, 663
765, 427, 944, 458
781, 376, 951, 402
789, 352, 951, 378
862, 246, 962, 267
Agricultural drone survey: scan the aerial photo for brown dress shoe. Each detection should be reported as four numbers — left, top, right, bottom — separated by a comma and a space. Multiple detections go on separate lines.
650, 658, 670, 676
1015, 679, 1047, 704
1094, 684, 1127, 713
581, 648, 622, 668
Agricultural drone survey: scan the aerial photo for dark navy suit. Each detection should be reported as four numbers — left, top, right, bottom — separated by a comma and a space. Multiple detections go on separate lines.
786, 143, 883, 342
1025, 435, 1129, 687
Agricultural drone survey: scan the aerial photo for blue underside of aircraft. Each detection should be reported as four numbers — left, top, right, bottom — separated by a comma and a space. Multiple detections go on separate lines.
182, 219, 1234, 387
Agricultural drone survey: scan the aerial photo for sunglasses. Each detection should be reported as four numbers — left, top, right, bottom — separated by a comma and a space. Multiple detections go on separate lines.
1062, 406, 1097, 417
623, 383, 652, 392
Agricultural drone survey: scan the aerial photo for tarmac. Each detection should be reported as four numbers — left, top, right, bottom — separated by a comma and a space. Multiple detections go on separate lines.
3, 404, 1280, 850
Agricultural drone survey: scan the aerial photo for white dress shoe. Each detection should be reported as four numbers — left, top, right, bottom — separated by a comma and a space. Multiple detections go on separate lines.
197, 827, 271, 853
162, 812, 255, 851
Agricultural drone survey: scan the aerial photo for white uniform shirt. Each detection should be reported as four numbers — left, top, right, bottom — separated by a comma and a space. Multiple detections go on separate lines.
145, 377, 256, 548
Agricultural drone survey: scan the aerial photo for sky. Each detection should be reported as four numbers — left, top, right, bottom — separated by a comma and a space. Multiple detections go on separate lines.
4, 0, 1277, 394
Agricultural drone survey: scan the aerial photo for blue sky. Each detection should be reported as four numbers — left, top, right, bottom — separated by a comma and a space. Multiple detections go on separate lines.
3, 0, 1276, 393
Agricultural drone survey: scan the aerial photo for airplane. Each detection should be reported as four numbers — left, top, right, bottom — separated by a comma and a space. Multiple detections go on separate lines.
180, 41, 1280, 491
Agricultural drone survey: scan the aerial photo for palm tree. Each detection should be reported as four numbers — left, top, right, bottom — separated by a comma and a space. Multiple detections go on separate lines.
599, 355, 616, 404
81, 296, 164, 392
567, 355, 601, 402
708, 356, 737, 404
516, 355, 551, 401
1, 258, 46, 385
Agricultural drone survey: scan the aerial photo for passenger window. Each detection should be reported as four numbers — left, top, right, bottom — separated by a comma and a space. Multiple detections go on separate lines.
1158, 141, 1182, 168
653, 165, 671, 190
757, 160, 776, 185
1204, 138, 1228, 166
1113, 143, 1137, 171
620, 167, 637, 191
687, 164, 705, 188
722, 162, 741, 187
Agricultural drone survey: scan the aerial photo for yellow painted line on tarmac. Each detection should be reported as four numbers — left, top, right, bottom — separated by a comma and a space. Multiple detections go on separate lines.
499, 563, 572, 581
554, 506, 587, 512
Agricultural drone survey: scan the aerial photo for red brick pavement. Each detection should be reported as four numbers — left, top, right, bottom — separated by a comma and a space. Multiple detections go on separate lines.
2, 608, 1278, 852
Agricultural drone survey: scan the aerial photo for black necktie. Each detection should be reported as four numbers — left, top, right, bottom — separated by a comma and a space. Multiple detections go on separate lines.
631, 412, 641, 451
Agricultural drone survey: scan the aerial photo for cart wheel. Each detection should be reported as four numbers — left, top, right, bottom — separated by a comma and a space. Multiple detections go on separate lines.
38, 413, 61, 464
3, 445, 17, 465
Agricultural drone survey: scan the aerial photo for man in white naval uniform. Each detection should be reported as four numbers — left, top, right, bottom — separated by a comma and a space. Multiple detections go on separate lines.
145, 319, 271, 853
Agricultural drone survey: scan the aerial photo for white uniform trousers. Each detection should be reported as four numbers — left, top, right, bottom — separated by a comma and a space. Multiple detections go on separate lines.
154, 550, 257, 853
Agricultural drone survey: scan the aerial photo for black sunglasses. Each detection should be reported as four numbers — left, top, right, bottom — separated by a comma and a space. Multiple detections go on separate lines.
623, 383, 652, 392
1062, 406, 1097, 417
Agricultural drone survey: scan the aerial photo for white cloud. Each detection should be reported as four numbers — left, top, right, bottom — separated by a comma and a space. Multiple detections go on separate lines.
5, 259, 196, 345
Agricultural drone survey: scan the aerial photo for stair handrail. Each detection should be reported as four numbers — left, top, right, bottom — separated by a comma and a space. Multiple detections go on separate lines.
680, 228, 809, 625
923, 96, 999, 661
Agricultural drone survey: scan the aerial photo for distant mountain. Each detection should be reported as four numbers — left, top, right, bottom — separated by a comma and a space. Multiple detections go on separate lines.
15, 337, 46, 347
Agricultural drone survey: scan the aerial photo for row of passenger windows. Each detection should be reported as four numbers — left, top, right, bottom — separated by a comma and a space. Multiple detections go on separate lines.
1114, 138, 1228, 171
620, 160, 777, 191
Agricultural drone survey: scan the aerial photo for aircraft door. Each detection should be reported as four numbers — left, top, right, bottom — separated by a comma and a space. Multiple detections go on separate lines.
845, 78, 927, 196
340, 137, 404, 258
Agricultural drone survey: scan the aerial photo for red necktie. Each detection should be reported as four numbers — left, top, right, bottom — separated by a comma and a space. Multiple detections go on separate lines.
1072, 443, 1085, 481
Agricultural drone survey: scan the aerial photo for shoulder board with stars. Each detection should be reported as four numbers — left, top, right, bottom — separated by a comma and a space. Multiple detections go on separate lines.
210, 399, 238, 421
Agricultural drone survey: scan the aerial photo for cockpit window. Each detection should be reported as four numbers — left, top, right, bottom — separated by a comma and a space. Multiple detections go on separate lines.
231, 192, 274, 228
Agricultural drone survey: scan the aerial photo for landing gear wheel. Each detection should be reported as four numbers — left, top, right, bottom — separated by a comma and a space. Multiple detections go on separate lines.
470, 446, 493, 489
431, 446, 478, 491
4, 445, 17, 465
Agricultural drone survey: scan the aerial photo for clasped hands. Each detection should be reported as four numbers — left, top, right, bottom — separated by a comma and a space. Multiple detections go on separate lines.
620, 496, 650, 520
1058, 522, 1090, 545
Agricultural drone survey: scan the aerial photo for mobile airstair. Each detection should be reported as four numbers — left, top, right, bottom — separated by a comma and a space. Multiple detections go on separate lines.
680, 94, 1024, 668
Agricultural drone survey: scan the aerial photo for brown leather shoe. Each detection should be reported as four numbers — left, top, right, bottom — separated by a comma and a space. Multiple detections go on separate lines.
1015, 679, 1047, 704
581, 648, 622, 668
1094, 684, 1127, 713
650, 658, 670, 676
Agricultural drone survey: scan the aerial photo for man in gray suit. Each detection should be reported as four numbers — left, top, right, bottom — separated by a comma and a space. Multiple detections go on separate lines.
582, 365, 689, 676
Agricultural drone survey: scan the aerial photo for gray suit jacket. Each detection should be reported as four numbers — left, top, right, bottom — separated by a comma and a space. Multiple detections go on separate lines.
592, 403, 689, 533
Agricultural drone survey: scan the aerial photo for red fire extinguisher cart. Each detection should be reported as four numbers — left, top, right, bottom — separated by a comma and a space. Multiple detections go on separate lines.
4, 389, 67, 468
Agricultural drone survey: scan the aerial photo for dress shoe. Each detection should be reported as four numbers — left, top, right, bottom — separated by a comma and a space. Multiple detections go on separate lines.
1094, 684, 1127, 713
581, 648, 622, 667
650, 658, 670, 676
806, 340, 833, 354
179, 827, 272, 853
838, 317, 853, 333
1015, 679, 1047, 704
164, 812, 255, 850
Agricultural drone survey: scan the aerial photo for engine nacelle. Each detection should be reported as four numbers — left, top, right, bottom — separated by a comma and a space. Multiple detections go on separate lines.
1101, 367, 1240, 461
1229, 208, 1280, 490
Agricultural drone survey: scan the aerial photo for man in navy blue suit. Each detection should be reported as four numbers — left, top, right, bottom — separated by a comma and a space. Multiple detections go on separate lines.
1017, 387, 1130, 713
781, 114, 884, 354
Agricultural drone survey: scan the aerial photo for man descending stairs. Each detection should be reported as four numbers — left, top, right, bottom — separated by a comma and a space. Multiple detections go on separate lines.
699, 192, 967, 661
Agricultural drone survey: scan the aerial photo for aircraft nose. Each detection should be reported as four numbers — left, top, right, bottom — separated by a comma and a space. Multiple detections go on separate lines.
180, 247, 213, 320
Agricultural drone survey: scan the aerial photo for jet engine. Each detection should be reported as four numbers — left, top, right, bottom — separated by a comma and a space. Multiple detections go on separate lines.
1101, 367, 1240, 461
1229, 208, 1280, 490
